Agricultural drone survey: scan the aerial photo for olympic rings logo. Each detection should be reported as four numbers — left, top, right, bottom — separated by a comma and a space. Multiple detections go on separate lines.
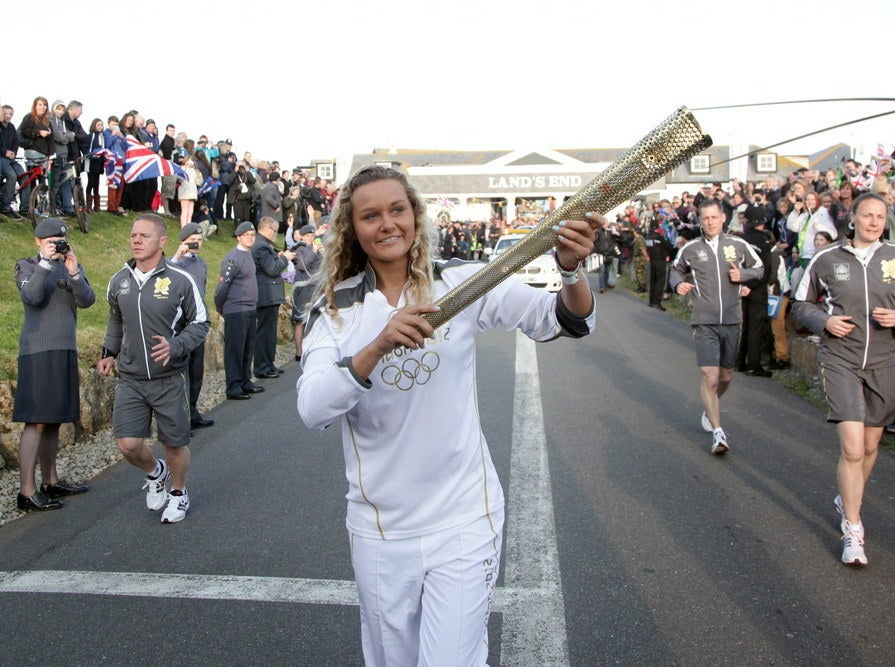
380, 351, 441, 391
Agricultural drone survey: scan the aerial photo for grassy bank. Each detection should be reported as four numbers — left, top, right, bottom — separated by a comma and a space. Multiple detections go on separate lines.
0, 212, 239, 381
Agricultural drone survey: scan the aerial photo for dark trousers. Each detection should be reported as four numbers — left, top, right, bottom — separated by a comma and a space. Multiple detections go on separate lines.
187, 342, 205, 422
1, 156, 24, 210
85, 171, 102, 200
126, 179, 154, 212
50, 161, 73, 212
233, 200, 251, 224
224, 310, 256, 396
648, 260, 668, 306
214, 186, 228, 219
254, 304, 280, 375
737, 289, 770, 371
598, 260, 612, 290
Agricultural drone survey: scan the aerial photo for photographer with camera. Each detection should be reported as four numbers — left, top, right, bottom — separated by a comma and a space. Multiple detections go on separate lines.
745, 189, 774, 229
289, 224, 321, 361
169, 222, 214, 430
786, 190, 838, 269
228, 161, 255, 223
14, 218, 95, 511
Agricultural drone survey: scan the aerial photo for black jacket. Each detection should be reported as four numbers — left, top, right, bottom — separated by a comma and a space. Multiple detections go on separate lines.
63, 112, 88, 163
0, 119, 18, 157
645, 229, 674, 261
593, 228, 619, 259
17, 113, 55, 157
251, 234, 289, 307
741, 227, 772, 290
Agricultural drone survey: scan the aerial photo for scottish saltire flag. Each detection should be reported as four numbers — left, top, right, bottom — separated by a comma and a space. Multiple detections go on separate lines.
92, 148, 124, 189
122, 136, 187, 183
199, 177, 221, 197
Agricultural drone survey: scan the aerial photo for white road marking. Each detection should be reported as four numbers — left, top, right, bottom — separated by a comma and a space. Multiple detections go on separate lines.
0, 570, 359, 605
0, 332, 567, 664
500, 331, 570, 665
0, 569, 546, 614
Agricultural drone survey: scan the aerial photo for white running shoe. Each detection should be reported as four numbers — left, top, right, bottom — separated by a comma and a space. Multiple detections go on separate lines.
142, 462, 169, 511
833, 495, 847, 534
161, 491, 190, 523
711, 431, 730, 455
841, 523, 867, 565
701, 412, 712, 432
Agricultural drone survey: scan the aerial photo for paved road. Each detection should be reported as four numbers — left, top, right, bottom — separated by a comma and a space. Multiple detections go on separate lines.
1, 277, 894, 665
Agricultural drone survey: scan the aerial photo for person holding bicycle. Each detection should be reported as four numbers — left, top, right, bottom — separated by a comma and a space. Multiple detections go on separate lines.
14, 217, 95, 511
0, 103, 25, 220
50, 100, 75, 216
17, 96, 55, 208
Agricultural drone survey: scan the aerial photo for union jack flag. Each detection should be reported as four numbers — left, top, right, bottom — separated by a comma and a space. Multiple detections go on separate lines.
198, 176, 221, 197
122, 136, 187, 183
92, 148, 124, 189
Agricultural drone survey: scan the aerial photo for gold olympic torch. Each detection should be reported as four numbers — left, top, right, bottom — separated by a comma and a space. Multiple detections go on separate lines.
422, 106, 712, 329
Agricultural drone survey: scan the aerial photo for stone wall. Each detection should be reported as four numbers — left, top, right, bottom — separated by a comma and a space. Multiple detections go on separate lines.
789, 334, 819, 375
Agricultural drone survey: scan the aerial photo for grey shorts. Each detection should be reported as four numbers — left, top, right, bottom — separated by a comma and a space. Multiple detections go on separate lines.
692, 324, 741, 369
112, 373, 191, 447
819, 362, 895, 426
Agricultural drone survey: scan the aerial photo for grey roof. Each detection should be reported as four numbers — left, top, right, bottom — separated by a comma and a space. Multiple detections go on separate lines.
350, 149, 510, 173
810, 143, 853, 171
555, 148, 625, 163
348, 143, 858, 187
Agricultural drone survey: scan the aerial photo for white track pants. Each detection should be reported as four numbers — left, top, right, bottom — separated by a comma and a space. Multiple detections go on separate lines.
350, 509, 504, 667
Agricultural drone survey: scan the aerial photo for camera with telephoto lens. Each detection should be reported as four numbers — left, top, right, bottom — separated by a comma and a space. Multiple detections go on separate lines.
50, 239, 70, 256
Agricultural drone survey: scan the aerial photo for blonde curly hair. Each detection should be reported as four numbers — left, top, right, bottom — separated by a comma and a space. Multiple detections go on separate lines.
314, 165, 440, 321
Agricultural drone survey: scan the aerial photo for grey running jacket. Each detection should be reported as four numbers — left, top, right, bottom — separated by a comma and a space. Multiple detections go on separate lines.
793, 239, 895, 370
669, 232, 764, 325
103, 256, 210, 380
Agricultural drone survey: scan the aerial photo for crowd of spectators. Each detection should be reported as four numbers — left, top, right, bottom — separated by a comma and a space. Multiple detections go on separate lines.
0, 96, 340, 236
431, 158, 895, 401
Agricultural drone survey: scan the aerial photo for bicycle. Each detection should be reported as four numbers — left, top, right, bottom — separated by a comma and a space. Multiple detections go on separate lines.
10, 156, 53, 226
12, 155, 89, 233
48, 155, 89, 234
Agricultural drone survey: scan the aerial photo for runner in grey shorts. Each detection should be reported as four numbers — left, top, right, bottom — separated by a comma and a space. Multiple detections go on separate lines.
97, 214, 210, 524
668, 199, 764, 456
793, 192, 895, 565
